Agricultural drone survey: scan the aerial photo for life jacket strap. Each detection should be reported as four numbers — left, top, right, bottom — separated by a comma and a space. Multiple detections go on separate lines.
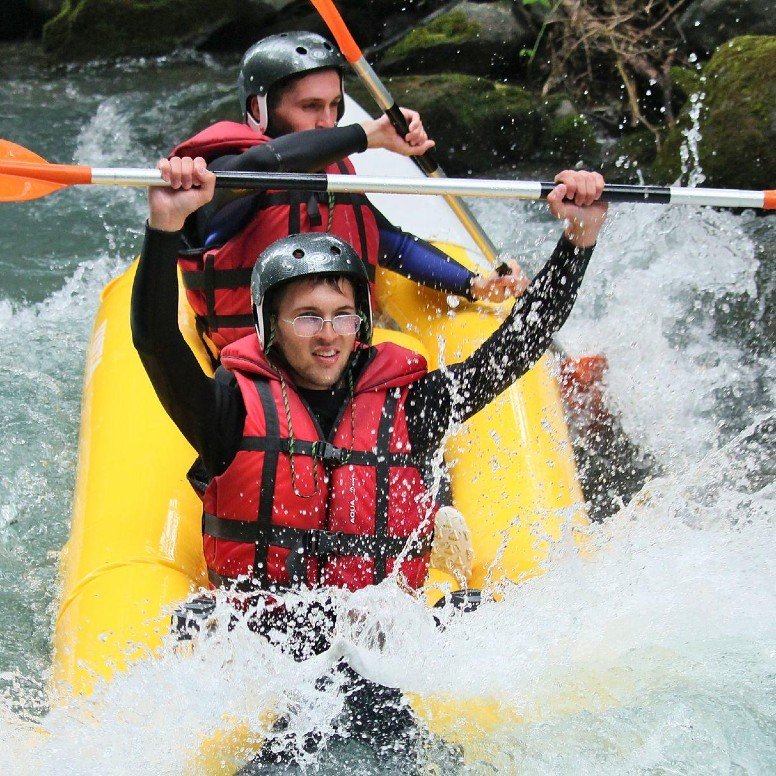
238, 435, 417, 468
182, 266, 253, 290
204, 513, 432, 586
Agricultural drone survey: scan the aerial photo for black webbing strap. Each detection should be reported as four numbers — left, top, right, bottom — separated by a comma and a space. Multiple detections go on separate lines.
306, 192, 323, 227
362, 256, 376, 283
207, 567, 293, 595
195, 313, 254, 331
249, 190, 360, 210
182, 255, 255, 334
239, 436, 415, 468
253, 379, 279, 586
336, 161, 369, 263
288, 190, 302, 235
203, 253, 217, 331
181, 266, 253, 290
249, 176, 375, 284
374, 390, 398, 582
204, 513, 432, 574
207, 567, 261, 592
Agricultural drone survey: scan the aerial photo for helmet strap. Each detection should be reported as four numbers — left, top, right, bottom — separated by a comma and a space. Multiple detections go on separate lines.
246, 95, 269, 134
264, 315, 277, 352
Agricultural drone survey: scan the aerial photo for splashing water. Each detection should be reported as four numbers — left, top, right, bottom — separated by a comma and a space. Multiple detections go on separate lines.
680, 89, 708, 189
0, 44, 774, 773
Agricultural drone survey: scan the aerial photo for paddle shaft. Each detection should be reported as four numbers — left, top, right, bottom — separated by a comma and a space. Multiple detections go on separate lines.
218, 174, 768, 209
309, 0, 502, 262
2, 159, 772, 209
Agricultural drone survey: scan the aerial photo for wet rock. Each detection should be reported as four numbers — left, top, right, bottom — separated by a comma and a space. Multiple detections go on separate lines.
669, 65, 704, 105
544, 109, 600, 167
680, 0, 776, 59
38, 0, 454, 63
378, 1, 536, 79
2, 0, 58, 39
653, 35, 776, 190
349, 73, 545, 174
348, 72, 601, 174
29, 0, 61, 20
41, 0, 292, 62
601, 129, 658, 184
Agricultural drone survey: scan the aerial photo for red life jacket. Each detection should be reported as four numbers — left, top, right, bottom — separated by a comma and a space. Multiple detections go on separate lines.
202, 337, 435, 592
172, 122, 381, 353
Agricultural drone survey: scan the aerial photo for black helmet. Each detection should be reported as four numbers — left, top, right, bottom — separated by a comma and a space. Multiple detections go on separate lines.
238, 31, 346, 133
251, 233, 372, 349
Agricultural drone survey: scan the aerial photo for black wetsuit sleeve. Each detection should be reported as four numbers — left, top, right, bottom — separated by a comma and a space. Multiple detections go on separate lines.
373, 207, 477, 299
404, 236, 594, 455
191, 125, 369, 244
208, 124, 368, 173
130, 225, 245, 476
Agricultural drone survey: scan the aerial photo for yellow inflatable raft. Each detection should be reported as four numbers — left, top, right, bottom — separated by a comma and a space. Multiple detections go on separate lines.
53, 107, 586, 767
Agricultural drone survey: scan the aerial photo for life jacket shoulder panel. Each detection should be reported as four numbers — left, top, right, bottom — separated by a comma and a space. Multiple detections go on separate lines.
171, 121, 269, 161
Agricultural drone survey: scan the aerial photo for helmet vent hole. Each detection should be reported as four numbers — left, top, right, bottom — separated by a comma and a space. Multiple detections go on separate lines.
323, 42, 332, 50
330, 246, 341, 255
293, 249, 305, 259
296, 46, 307, 55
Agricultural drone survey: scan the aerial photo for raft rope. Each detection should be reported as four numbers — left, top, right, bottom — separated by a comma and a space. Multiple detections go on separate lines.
326, 190, 335, 233
278, 362, 356, 499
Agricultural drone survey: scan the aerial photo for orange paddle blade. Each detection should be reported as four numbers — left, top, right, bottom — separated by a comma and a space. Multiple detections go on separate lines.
0, 139, 91, 202
0, 173, 65, 202
0, 138, 49, 164
0, 139, 61, 201
309, 0, 362, 63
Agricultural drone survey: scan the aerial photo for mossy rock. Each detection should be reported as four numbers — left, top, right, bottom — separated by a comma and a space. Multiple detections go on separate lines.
654, 35, 776, 190
379, 2, 534, 79
544, 113, 601, 167
42, 0, 246, 62
359, 73, 545, 174
679, 0, 776, 59
669, 65, 703, 103
650, 124, 685, 184
699, 35, 776, 188
600, 129, 658, 183
388, 10, 481, 57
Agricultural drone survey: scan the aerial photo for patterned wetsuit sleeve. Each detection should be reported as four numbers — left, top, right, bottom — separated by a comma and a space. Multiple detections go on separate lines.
130, 225, 245, 476
373, 207, 477, 299
404, 236, 594, 455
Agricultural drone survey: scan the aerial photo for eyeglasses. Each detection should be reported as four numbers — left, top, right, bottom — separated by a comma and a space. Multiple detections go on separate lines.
281, 314, 362, 337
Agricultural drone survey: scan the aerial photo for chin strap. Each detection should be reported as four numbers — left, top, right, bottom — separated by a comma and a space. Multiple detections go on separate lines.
246, 111, 265, 134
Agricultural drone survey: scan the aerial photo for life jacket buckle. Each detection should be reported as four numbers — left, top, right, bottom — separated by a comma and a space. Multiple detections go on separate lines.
304, 530, 320, 557
313, 441, 347, 466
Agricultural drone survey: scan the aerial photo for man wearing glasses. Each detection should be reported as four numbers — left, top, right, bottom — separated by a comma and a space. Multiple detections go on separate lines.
131, 155, 606, 754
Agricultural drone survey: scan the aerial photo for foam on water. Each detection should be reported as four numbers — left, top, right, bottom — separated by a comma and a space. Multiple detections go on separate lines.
559, 203, 761, 468
1, 413, 772, 773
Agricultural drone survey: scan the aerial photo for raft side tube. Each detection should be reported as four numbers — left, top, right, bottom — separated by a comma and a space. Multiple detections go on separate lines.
53, 262, 209, 697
